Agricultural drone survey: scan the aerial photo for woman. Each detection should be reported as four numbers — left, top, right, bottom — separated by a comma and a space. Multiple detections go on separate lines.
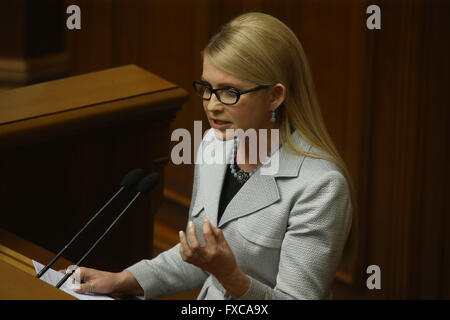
71, 12, 356, 300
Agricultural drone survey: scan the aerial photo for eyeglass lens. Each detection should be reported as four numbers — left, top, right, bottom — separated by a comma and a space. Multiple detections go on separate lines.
194, 83, 238, 104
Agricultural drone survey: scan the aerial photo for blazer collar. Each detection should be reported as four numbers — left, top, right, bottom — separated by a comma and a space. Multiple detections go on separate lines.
273, 129, 313, 178
193, 129, 312, 227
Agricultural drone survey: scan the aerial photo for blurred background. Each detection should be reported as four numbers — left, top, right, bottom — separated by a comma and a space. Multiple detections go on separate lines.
0, 0, 448, 299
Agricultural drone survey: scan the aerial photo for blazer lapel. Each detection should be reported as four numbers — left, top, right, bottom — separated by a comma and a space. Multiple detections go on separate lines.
218, 169, 280, 227
192, 129, 312, 228
217, 130, 312, 228
200, 162, 226, 227
193, 134, 233, 227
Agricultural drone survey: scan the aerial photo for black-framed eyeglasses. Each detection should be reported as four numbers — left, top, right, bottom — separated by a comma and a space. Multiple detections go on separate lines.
193, 80, 272, 105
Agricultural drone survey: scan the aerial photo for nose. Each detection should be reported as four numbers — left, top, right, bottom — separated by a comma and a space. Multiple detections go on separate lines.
205, 92, 224, 112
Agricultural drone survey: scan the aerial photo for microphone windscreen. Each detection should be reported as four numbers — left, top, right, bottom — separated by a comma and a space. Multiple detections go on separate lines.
121, 168, 144, 190
137, 173, 160, 195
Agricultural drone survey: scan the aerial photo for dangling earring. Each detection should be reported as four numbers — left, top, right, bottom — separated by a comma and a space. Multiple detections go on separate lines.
270, 110, 276, 123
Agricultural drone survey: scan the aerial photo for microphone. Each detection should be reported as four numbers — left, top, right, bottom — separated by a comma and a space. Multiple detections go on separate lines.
36, 168, 144, 279
55, 172, 160, 289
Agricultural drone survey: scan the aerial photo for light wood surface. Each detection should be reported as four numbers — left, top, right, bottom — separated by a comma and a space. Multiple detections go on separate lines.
0, 260, 76, 300
0, 229, 73, 273
0, 64, 176, 125
0, 64, 187, 148
0, 228, 76, 300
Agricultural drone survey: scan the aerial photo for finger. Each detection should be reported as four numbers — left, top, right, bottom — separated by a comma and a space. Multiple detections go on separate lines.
179, 230, 192, 260
57, 265, 81, 278
203, 219, 217, 247
73, 280, 94, 294
75, 266, 89, 283
187, 221, 200, 250
213, 227, 226, 245
73, 282, 88, 294
62, 264, 77, 274
212, 226, 222, 238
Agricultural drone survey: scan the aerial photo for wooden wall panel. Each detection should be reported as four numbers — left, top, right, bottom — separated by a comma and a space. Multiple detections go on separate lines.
0, 1, 68, 88
350, 0, 449, 299
404, 0, 449, 298
17, 0, 447, 298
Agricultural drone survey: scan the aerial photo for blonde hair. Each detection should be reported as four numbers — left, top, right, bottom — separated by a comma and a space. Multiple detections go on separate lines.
201, 12, 358, 271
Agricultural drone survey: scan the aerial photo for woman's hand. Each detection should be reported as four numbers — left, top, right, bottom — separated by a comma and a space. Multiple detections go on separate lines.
179, 219, 250, 298
58, 266, 143, 296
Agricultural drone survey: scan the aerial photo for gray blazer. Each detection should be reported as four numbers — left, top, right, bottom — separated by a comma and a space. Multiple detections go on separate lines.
127, 128, 352, 299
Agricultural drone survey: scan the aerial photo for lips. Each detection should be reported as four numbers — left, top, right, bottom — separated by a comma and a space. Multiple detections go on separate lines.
211, 118, 232, 129
213, 119, 231, 124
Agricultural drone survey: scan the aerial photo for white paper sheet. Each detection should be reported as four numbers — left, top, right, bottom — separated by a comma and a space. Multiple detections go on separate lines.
32, 260, 114, 300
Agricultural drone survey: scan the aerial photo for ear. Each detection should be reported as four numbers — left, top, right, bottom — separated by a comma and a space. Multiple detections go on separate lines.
268, 83, 286, 111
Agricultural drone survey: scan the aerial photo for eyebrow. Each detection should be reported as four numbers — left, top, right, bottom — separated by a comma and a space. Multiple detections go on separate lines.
200, 76, 240, 88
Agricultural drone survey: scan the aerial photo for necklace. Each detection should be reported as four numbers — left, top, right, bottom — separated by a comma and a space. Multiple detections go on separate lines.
229, 138, 281, 185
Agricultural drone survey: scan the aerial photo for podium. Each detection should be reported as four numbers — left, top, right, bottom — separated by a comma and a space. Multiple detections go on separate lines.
0, 65, 188, 272
0, 228, 76, 299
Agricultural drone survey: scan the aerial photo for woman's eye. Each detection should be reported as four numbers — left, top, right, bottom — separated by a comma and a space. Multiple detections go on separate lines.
222, 90, 235, 97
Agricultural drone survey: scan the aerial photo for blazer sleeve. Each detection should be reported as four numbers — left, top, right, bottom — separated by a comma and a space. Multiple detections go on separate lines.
125, 134, 209, 300
125, 243, 209, 299
237, 170, 353, 300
